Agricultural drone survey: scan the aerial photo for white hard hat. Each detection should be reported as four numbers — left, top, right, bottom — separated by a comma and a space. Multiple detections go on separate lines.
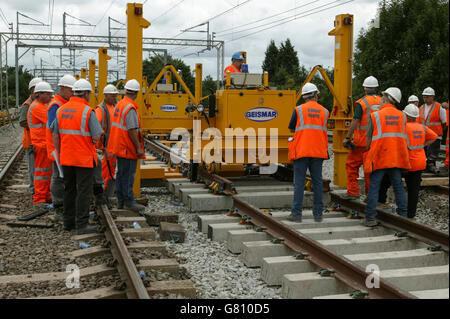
103, 84, 119, 94
382, 87, 402, 104
302, 82, 319, 95
408, 95, 419, 103
403, 104, 420, 118
422, 87, 435, 96
34, 81, 54, 93
124, 79, 140, 92
363, 76, 379, 88
72, 79, 93, 92
58, 74, 77, 88
28, 77, 42, 90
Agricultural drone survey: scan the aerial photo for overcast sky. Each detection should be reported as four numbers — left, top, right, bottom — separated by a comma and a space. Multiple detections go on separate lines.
0, 0, 380, 83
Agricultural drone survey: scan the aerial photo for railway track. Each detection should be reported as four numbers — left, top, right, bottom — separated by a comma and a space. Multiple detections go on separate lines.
0, 143, 196, 299
196, 175, 448, 299
144, 137, 448, 299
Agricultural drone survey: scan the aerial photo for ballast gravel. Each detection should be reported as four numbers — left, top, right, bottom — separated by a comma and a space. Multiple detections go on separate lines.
142, 187, 282, 299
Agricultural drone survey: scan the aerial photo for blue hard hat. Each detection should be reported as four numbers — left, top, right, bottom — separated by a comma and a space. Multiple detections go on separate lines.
232, 52, 244, 60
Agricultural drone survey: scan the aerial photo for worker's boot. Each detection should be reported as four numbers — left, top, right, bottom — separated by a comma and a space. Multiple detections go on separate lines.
94, 185, 106, 207
76, 224, 98, 235
124, 202, 145, 213
341, 193, 360, 200
426, 163, 438, 174
287, 215, 302, 223
362, 219, 378, 227
54, 206, 64, 222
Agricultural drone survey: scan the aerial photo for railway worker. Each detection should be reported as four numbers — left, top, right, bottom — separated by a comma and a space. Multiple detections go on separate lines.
52, 79, 103, 234
46, 74, 76, 221
378, 104, 438, 219
287, 82, 329, 223
19, 77, 42, 195
342, 76, 381, 200
442, 102, 449, 169
363, 87, 410, 227
27, 81, 54, 211
223, 52, 244, 79
418, 87, 448, 173
408, 95, 420, 107
94, 84, 119, 204
107, 79, 146, 213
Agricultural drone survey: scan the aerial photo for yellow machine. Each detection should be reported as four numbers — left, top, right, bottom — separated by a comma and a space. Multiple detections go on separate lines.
97, 47, 111, 104
142, 64, 209, 133
121, 3, 354, 190
88, 59, 98, 107
126, 2, 150, 196
80, 68, 87, 79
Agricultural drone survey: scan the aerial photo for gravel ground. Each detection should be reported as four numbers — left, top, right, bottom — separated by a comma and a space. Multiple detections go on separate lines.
142, 186, 282, 299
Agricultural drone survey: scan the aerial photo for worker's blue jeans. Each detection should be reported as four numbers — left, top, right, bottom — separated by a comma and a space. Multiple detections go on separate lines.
116, 157, 137, 206
365, 168, 407, 221
291, 157, 324, 218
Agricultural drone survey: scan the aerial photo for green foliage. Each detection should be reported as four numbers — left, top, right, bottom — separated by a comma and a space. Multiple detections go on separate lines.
354, 0, 449, 102
261, 39, 334, 109
1, 66, 33, 108
262, 40, 279, 78
142, 54, 195, 93
201, 75, 217, 108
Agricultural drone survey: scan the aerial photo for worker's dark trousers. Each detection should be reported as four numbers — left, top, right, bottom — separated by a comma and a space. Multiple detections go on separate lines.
116, 157, 137, 207
426, 138, 442, 166
62, 165, 93, 230
378, 170, 422, 218
50, 161, 64, 210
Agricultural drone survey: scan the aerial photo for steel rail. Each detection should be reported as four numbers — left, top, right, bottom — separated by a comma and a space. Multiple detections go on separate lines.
144, 138, 190, 167
232, 197, 416, 299
97, 204, 149, 299
330, 192, 449, 251
197, 166, 235, 195
0, 144, 23, 182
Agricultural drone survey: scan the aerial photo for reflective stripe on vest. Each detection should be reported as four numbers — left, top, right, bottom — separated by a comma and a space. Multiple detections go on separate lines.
406, 124, 427, 150
357, 97, 381, 130
372, 111, 407, 141
28, 101, 45, 128
35, 167, 52, 172
58, 106, 92, 136
422, 102, 441, 126
34, 176, 51, 181
111, 103, 136, 131
294, 105, 329, 132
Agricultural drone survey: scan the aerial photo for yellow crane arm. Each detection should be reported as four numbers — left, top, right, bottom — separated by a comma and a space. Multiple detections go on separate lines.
296, 65, 349, 114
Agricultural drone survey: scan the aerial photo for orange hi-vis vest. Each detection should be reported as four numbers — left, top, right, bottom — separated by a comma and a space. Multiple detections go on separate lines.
446, 108, 449, 168
95, 101, 115, 150
28, 100, 48, 149
418, 102, 443, 136
22, 96, 33, 149
46, 94, 68, 161
405, 122, 437, 172
353, 94, 382, 147
288, 100, 329, 160
364, 104, 411, 174
223, 64, 241, 79
107, 96, 145, 160
56, 96, 97, 168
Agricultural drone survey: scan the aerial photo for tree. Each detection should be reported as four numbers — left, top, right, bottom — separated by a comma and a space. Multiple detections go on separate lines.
261, 39, 333, 109
1, 66, 33, 109
142, 54, 195, 93
353, 0, 449, 102
262, 40, 279, 78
